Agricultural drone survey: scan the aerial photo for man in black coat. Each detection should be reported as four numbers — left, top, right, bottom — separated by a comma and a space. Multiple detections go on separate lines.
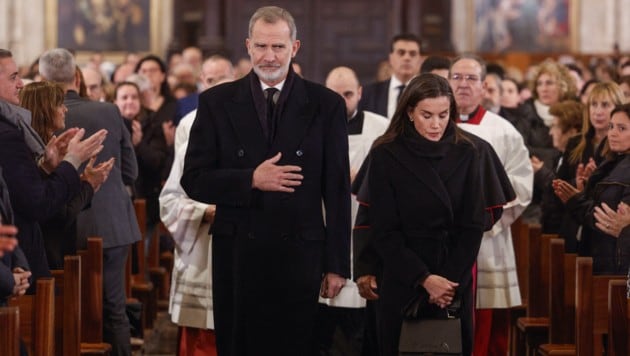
181, 6, 351, 356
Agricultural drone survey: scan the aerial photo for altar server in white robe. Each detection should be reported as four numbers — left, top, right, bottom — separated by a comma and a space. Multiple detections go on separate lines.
159, 64, 234, 355
449, 55, 533, 356
314, 66, 388, 355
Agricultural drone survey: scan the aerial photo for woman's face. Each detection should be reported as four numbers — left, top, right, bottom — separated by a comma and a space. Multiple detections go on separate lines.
608, 111, 630, 154
115, 84, 141, 119
536, 72, 561, 105
549, 117, 576, 152
589, 93, 615, 133
138, 60, 165, 93
53, 104, 67, 131
501, 79, 520, 108
408, 96, 450, 142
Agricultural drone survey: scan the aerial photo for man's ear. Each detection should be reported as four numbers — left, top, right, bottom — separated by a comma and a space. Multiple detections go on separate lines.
291, 40, 301, 58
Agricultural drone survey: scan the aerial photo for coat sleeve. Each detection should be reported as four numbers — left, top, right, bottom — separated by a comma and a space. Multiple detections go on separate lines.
0, 256, 15, 301
369, 149, 429, 287
118, 112, 138, 186
181, 92, 257, 207
0, 126, 80, 222
321, 96, 351, 277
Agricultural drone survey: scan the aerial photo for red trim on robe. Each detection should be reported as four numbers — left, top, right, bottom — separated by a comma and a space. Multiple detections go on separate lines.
457, 106, 487, 125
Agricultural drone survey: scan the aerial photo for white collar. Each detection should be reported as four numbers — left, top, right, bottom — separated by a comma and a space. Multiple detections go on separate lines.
261, 79, 286, 92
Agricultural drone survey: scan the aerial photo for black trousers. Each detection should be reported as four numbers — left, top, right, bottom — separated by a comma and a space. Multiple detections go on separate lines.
103, 244, 132, 356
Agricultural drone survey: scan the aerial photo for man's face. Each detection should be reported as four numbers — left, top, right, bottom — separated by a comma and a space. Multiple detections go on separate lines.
326, 75, 362, 119
449, 58, 485, 114
200, 60, 234, 90
0, 57, 24, 105
246, 19, 300, 86
483, 75, 501, 111
388, 40, 421, 83
82, 68, 104, 101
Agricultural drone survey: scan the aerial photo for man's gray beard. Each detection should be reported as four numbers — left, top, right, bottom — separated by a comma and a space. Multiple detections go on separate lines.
253, 62, 290, 84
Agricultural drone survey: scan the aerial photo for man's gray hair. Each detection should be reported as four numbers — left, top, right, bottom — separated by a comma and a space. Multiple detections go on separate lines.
248, 6, 297, 41
450, 53, 487, 80
39, 48, 76, 84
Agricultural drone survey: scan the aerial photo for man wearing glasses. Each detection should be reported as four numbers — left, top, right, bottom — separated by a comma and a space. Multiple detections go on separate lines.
449, 54, 533, 356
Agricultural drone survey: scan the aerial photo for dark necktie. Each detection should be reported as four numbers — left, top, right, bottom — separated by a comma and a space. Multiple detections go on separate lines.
397, 84, 406, 102
265, 87, 279, 140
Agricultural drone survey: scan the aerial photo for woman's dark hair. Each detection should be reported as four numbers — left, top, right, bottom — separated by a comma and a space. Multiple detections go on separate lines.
373, 73, 470, 147
19, 81, 65, 143
134, 54, 172, 99
579, 79, 599, 98
610, 103, 630, 120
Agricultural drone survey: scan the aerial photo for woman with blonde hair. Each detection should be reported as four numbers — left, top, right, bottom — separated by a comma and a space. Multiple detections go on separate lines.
20, 81, 114, 268
555, 82, 625, 252
525, 59, 578, 165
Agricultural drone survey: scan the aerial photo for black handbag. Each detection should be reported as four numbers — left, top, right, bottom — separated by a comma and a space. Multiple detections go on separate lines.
398, 294, 462, 355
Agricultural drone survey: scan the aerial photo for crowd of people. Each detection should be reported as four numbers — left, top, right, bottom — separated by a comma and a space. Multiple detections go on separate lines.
1, 5, 630, 356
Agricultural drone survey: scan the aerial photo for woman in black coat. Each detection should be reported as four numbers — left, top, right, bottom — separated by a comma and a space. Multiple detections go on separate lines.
554, 103, 630, 275
368, 74, 485, 355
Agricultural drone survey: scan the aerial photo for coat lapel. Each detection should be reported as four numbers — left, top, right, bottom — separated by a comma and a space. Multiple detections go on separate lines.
224, 77, 268, 164
270, 77, 316, 153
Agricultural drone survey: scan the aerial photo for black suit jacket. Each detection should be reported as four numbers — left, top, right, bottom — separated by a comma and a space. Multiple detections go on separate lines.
358, 79, 390, 117
0, 116, 79, 290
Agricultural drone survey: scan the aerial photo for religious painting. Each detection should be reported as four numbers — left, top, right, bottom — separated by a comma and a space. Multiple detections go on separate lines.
474, 0, 575, 53
50, 0, 151, 52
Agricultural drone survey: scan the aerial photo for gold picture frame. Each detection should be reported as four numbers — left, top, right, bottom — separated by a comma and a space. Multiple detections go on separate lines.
44, 0, 166, 57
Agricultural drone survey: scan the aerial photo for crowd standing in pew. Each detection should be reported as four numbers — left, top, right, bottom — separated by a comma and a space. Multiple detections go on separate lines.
4, 11, 630, 354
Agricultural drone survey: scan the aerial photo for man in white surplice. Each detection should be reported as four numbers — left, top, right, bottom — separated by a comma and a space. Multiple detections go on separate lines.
314, 66, 389, 355
449, 54, 533, 355
158, 56, 234, 354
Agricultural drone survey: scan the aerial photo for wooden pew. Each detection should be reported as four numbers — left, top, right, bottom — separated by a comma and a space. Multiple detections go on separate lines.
509, 218, 530, 355
547, 239, 577, 345
78, 237, 112, 354
0, 306, 20, 356
538, 241, 577, 356
131, 199, 157, 331
51, 255, 81, 356
516, 228, 552, 355
147, 223, 170, 307
607, 279, 628, 356
537, 257, 624, 355
9, 278, 55, 356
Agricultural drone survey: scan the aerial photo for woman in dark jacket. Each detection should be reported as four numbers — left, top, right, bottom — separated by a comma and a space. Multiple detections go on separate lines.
20, 81, 113, 268
368, 74, 485, 355
554, 82, 625, 252
554, 103, 630, 275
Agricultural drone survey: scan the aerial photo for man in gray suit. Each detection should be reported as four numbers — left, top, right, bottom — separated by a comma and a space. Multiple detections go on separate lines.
39, 48, 141, 356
